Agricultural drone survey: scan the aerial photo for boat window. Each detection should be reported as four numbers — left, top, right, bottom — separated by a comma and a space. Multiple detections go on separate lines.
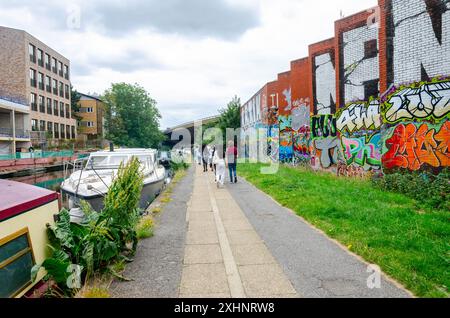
137, 156, 150, 167
86, 156, 109, 169
109, 156, 128, 166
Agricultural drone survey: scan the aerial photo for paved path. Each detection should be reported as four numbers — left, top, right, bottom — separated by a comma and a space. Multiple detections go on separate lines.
179, 166, 298, 298
112, 165, 412, 298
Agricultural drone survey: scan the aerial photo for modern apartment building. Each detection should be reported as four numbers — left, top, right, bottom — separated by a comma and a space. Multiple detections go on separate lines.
0, 26, 76, 147
76, 93, 105, 141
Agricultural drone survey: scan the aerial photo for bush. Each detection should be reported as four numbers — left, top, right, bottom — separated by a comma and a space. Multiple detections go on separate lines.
372, 168, 450, 210
32, 157, 144, 296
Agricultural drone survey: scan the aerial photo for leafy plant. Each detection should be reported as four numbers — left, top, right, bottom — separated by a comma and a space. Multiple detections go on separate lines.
32, 157, 144, 296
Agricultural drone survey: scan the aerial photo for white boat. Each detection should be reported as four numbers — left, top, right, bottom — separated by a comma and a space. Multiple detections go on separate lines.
61, 148, 166, 221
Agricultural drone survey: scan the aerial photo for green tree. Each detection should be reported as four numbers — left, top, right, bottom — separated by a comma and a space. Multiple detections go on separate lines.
103, 83, 164, 148
71, 86, 82, 124
218, 96, 241, 132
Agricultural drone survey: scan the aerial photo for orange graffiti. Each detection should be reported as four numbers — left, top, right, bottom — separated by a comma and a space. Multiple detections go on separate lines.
383, 122, 450, 171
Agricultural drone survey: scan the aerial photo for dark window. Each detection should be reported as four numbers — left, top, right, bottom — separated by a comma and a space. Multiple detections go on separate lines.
59, 82, 64, 97
364, 79, 379, 100
47, 98, 52, 114
39, 120, 46, 131
30, 93, 37, 111
51, 58, 57, 73
29, 69, 36, 87
65, 85, 70, 99
47, 122, 53, 136
71, 126, 75, 139
45, 76, 51, 92
38, 72, 44, 90
39, 95, 45, 113
29, 44, 36, 63
58, 61, 64, 77
64, 65, 69, 80
52, 79, 58, 95
60, 102, 65, 118
31, 119, 38, 131
54, 122, 59, 138
66, 125, 70, 139
60, 124, 65, 139
0, 229, 35, 298
53, 100, 59, 116
65, 104, 70, 119
37, 49, 44, 67
45, 54, 51, 70
364, 39, 378, 59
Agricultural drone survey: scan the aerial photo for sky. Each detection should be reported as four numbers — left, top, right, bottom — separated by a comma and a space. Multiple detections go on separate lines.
0, 0, 377, 129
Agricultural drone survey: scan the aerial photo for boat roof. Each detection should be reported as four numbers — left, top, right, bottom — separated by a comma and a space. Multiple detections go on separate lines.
90, 148, 158, 156
0, 180, 59, 222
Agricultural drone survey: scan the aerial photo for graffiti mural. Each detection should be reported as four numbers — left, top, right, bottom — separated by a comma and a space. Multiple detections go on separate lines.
383, 81, 450, 123
342, 133, 382, 167
267, 125, 280, 162
313, 137, 340, 169
383, 121, 450, 171
311, 115, 337, 139
314, 52, 336, 115
337, 100, 382, 133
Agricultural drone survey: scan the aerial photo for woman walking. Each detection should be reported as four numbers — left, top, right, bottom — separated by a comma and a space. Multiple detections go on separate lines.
226, 140, 238, 183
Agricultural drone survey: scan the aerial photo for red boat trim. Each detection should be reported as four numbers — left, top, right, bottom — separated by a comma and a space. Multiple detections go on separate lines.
0, 193, 59, 222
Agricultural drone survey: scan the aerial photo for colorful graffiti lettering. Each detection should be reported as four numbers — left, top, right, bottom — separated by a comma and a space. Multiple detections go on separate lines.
311, 115, 337, 139
383, 121, 450, 171
337, 100, 382, 133
294, 126, 311, 156
383, 81, 450, 123
314, 137, 339, 169
341, 133, 382, 167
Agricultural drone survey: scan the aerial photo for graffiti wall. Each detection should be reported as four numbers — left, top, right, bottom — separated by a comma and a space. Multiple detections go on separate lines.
381, 79, 450, 173
313, 51, 336, 115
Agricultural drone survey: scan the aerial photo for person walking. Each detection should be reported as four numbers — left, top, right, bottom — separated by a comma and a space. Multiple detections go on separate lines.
215, 150, 226, 188
202, 145, 209, 172
226, 140, 238, 183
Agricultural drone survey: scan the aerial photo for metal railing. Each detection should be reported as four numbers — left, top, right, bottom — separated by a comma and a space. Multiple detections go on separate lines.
0, 150, 76, 161
0, 128, 13, 138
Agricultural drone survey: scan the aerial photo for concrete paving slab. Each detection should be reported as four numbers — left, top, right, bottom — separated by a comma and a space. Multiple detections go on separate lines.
227, 230, 263, 246
186, 229, 219, 245
184, 244, 223, 265
232, 243, 277, 266
179, 264, 230, 295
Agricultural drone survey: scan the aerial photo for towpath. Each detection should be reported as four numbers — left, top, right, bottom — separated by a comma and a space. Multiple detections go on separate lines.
111, 165, 411, 298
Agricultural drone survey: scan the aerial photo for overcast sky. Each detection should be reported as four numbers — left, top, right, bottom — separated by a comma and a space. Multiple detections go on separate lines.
0, 0, 377, 129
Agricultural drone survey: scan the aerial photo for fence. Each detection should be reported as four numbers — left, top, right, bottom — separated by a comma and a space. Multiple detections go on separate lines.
0, 150, 75, 161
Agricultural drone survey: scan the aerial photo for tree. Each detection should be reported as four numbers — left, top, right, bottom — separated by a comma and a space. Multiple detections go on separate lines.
103, 83, 164, 148
217, 96, 241, 145
71, 86, 82, 124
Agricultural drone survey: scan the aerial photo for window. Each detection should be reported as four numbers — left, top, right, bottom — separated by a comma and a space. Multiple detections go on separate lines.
30, 93, 37, 111
51, 57, 57, 73
45, 53, 51, 70
29, 44, 36, 63
364, 39, 378, 59
64, 64, 69, 80
71, 126, 75, 139
60, 102, 65, 118
52, 79, 58, 95
87, 121, 95, 127
31, 119, 38, 131
38, 73, 44, 90
86, 107, 94, 113
37, 49, 44, 67
60, 124, 65, 139
45, 76, 51, 92
29, 69, 36, 87
66, 125, 70, 139
59, 82, 64, 97
39, 95, 45, 113
54, 122, 59, 138
364, 79, 379, 100
47, 122, 53, 137
39, 120, 46, 131
58, 61, 64, 77
47, 98, 52, 114
53, 100, 59, 116
65, 85, 70, 99
0, 228, 35, 298
65, 104, 70, 119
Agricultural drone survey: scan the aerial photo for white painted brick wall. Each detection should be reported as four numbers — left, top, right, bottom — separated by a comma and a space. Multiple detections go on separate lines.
392, 0, 450, 84
343, 24, 379, 103
315, 53, 336, 115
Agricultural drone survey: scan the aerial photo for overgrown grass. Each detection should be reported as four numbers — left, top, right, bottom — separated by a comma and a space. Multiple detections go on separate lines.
136, 216, 154, 240
238, 163, 450, 298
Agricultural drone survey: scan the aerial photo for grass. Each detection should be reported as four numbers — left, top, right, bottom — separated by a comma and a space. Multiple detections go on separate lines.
136, 216, 155, 240
238, 163, 450, 298
80, 287, 111, 298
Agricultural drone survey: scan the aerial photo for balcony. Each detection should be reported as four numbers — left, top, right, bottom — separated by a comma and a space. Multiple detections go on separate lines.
0, 128, 13, 138
15, 129, 31, 139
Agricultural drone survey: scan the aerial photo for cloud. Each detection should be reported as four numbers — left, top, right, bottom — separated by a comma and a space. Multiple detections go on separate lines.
89, 0, 260, 40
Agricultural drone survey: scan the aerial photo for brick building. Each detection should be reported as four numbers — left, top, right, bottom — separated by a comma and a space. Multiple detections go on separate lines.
76, 93, 105, 142
241, 0, 449, 173
0, 26, 76, 148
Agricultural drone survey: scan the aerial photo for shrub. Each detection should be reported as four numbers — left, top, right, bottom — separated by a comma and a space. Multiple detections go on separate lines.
372, 168, 450, 210
32, 157, 144, 296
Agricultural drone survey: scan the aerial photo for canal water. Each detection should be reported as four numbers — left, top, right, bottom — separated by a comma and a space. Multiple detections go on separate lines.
10, 169, 70, 192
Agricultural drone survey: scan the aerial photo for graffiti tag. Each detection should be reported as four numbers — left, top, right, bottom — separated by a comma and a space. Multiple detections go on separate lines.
337, 100, 382, 133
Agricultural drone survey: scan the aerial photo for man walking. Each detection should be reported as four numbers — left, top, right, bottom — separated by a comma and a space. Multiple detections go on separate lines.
226, 140, 238, 183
